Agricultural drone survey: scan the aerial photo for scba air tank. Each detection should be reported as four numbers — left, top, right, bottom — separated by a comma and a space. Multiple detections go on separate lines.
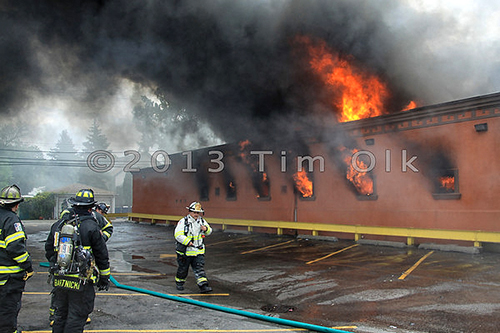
57, 224, 76, 268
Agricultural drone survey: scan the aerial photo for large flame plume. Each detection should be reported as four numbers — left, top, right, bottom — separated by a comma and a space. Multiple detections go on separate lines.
297, 35, 389, 122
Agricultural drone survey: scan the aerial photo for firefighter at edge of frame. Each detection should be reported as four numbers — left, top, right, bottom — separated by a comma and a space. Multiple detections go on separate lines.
45, 188, 110, 332
93, 203, 113, 242
0, 184, 34, 333
174, 201, 213, 293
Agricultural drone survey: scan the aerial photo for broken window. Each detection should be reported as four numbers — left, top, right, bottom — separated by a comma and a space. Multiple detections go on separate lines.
432, 168, 461, 200
293, 170, 315, 200
226, 180, 237, 201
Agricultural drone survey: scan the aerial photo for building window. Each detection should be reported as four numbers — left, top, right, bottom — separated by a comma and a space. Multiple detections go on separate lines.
293, 171, 315, 200
432, 168, 461, 200
256, 173, 271, 201
199, 186, 209, 202
355, 175, 378, 201
226, 180, 237, 201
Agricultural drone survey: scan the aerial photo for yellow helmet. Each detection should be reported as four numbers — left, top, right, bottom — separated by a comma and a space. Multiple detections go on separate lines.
68, 189, 97, 207
186, 201, 204, 213
0, 184, 24, 205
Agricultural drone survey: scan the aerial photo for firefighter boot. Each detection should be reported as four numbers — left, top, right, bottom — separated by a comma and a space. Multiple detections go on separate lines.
176, 283, 184, 291
199, 283, 212, 293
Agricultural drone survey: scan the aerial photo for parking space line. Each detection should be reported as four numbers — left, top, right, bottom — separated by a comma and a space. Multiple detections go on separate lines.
159, 253, 176, 258
23, 328, 356, 332
241, 240, 294, 254
111, 272, 164, 275
36, 272, 165, 276
23, 326, 354, 332
24, 291, 230, 297
306, 244, 359, 265
398, 250, 434, 280
210, 235, 254, 246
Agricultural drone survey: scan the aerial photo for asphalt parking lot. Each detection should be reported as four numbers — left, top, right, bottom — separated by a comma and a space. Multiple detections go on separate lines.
17, 219, 500, 333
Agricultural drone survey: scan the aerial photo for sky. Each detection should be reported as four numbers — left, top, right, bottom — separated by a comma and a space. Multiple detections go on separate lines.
1, 0, 499, 154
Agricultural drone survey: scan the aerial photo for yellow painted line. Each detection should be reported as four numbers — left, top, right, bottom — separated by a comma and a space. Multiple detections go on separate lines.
210, 236, 254, 246
160, 253, 177, 258
332, 327, 357, 330
35, 272, 164, 276
25, 292, 148, 296
110, 273, 163, 276
398, 251, 434, 280
306, 244, 359, 265
170, 293, 230, 297
241, 240, 294, 254
24, 292, 229, 297
22, 328, 308, 333
121, 212, 500, 244
23, 328, 356, 333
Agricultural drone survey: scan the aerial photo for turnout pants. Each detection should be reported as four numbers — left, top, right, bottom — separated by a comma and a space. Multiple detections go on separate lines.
175, 254, 208, 287
0, 277, 25, 333
51, 283, 95, 333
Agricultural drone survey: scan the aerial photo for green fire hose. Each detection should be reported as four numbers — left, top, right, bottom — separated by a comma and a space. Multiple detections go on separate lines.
40, 262, 351, 333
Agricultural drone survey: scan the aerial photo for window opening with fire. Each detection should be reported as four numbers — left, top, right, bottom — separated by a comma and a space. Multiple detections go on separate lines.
226, 180, 237, 201
293, 170, 315, 200
254, 173, 270, 201
340, 146, 377, 200
432, 168, 461, 200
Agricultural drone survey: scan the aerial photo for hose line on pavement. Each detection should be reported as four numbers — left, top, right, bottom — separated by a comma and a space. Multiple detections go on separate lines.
109, 275, 351, 333
40, 263, 350, 333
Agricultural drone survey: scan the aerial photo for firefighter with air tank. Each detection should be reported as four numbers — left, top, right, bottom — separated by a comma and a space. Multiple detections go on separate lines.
0, 184, 33, 333
45, 189, 110, 332
174, 201, 213, 293
48, 201, 113, 326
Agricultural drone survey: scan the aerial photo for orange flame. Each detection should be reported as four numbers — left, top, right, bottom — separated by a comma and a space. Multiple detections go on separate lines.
258, 172, 270, 198
439, 176, 455, 192
402, 100, 417, 111
238, 140, 254, 166
297, 36, 389, 122
293, 170, 313, 198
339, 146, 374, 195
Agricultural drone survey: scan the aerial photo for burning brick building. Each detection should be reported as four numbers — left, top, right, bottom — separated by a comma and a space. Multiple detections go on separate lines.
132, 92, 500, 246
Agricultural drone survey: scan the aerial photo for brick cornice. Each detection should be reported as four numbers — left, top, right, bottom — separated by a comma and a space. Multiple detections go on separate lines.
340, 92, 500, 137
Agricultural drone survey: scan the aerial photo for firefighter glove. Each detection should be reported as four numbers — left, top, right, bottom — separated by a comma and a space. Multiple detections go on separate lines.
97, 276, 110, 291
23, 267, 34, 281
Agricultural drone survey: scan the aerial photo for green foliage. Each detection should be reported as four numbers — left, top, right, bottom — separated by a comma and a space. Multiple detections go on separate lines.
83, 119, 110, 152
19, 192, 56, 220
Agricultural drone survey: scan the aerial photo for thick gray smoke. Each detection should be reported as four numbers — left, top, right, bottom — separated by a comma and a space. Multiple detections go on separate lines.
1, 0, 499, 151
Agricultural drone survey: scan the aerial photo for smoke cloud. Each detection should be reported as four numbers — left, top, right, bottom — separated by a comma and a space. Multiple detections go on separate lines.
1, 0, 499, 151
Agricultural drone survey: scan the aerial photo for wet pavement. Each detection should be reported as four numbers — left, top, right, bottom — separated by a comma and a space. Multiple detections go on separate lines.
18, 219, 500, 333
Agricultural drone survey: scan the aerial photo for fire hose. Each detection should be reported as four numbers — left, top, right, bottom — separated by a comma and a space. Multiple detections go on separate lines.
40, 262, 350, 333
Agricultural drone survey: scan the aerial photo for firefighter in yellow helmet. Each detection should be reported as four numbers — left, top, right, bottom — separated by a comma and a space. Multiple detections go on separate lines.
0, 184, 33, 333
174, 202, 213, 293
45, 189, 110, 332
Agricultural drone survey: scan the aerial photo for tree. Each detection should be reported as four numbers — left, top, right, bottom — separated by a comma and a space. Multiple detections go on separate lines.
83, 119, 109, 151
48, 130, 78, 160
133, 90, 222, 154
0, 121, 46, 193
46, 130, 80, 188
78, 119, 112, 189
18, 192, 56, 220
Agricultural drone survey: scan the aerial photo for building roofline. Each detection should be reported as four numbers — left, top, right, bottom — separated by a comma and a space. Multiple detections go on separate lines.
339, 91, 500, 137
